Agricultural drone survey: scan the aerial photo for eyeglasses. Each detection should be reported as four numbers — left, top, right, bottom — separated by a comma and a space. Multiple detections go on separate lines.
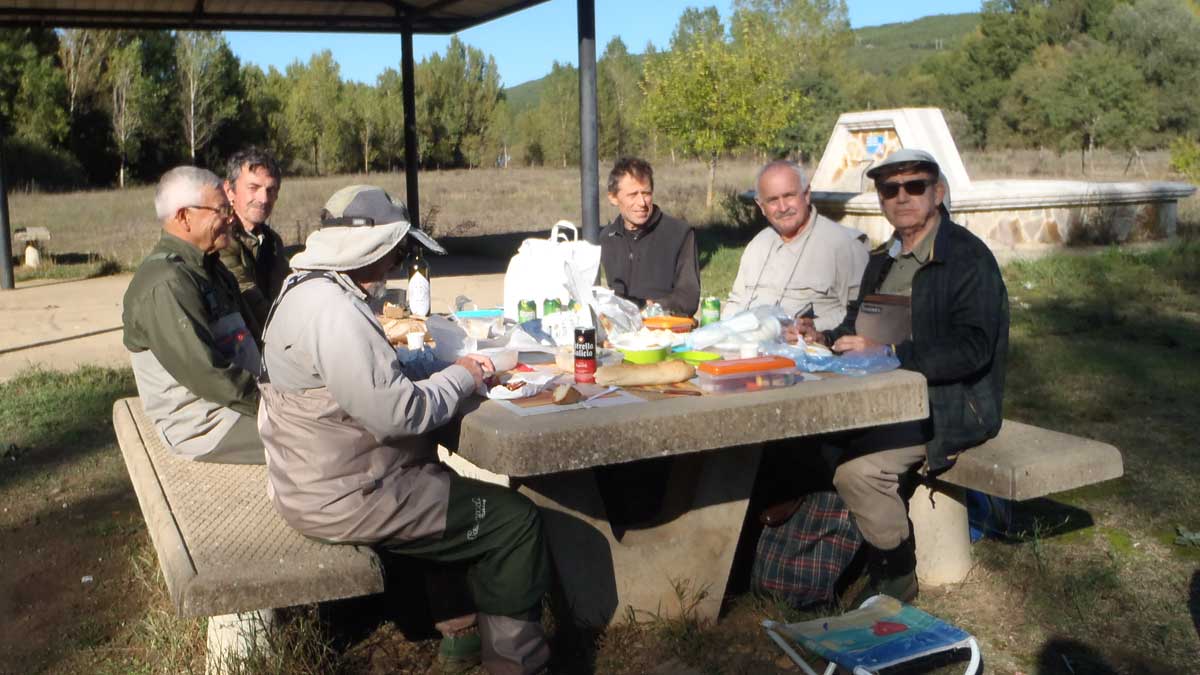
189, 204, 235, 220
876, 179, 935, 200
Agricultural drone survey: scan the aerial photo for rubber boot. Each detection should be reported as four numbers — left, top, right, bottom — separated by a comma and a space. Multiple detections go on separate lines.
851, 537, 918, 607
478, 613, 551, 675
434, 614, 482, 674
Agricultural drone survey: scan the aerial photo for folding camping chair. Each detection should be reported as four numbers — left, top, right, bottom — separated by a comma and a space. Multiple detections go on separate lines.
762, 595, 981, 675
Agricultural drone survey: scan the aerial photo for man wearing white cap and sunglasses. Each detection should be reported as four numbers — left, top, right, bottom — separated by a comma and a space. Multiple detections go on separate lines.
257, 185, 551, 674
801, 148, 1009, 605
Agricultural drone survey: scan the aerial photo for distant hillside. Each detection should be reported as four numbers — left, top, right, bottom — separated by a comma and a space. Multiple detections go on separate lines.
501, 13, 980, 108
503, 78, 544, 116
847, 13, 979, 74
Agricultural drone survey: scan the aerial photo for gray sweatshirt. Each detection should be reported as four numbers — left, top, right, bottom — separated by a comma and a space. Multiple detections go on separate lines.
258, 271, 476, 543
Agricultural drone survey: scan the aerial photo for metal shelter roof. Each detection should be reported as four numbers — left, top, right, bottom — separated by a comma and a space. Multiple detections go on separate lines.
0, 0, 552, 34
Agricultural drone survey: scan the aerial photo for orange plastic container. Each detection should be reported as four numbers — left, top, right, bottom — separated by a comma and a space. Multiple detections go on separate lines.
697, 355, 796, 376
697, 356, 800, 393
643, 315, 697, 333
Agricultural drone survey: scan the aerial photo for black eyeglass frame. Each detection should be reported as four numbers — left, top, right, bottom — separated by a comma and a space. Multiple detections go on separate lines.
188, 204, 235, 220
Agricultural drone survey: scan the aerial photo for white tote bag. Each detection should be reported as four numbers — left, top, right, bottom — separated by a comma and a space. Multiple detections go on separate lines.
503, 220, 601, 322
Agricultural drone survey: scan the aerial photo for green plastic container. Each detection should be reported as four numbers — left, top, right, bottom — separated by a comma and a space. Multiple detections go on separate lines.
618, 345, 670, 364
671, 350, 721, 366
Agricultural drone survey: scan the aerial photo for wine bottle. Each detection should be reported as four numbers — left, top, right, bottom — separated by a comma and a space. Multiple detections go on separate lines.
405, 243, 431, 318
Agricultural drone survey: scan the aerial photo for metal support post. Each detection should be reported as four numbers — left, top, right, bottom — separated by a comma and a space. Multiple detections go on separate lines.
401, 26, 421, 230
0, 144, 13, 290
577, 0, 599, 244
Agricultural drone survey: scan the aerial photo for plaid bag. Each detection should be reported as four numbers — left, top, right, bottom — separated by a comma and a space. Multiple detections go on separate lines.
751, 490, 863, 608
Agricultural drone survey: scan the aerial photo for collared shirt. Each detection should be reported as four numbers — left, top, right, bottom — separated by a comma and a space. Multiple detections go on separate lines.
723, 208, 869, 331
879, 219, 940, 296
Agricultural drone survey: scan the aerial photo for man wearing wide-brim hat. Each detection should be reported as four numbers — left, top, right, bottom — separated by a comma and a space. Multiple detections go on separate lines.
801, 149, 1009, 606
258, 185, 552, 674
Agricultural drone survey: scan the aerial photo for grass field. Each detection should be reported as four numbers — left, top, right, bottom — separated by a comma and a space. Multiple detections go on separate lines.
2, 239, 1198, 673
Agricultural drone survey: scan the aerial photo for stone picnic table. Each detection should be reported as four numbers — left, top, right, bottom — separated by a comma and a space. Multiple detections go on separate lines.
436, 368, 929, 626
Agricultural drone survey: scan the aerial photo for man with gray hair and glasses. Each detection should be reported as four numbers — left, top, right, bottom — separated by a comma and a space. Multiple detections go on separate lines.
723, 159, 868, 334
122, 166, 264, 464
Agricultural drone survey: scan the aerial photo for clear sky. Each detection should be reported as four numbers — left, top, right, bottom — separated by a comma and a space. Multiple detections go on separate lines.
225, 0, 980, 89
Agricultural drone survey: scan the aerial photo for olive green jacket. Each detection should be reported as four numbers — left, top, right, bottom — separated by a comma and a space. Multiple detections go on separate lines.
218, 219, 288, 331
123, 233, 262, 459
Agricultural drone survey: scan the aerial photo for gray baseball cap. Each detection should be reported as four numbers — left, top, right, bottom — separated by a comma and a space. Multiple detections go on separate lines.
290, 185, 445, 272
865, 148, 940, 180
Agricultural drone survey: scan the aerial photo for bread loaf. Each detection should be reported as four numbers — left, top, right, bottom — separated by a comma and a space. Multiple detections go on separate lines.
594, 360, 694, 387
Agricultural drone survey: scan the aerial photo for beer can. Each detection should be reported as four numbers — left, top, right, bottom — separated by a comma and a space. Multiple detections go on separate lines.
574, 327, 596, 384
543, 298, 562, 316
517, 299, 537, 324
700, 296, 721, 326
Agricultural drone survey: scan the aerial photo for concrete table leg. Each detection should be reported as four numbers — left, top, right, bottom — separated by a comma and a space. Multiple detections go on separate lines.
519, 444, 762, 627
910, 482, 972, 586
205, 608, 276, 675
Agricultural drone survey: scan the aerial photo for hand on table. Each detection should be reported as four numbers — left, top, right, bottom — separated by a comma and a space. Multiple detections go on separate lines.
831, 335, 883, 354
455, 354, 495, 388
794, 317, 825, 345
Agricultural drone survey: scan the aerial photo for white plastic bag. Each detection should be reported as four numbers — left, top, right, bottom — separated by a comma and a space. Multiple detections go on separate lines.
503, 221, 601, 322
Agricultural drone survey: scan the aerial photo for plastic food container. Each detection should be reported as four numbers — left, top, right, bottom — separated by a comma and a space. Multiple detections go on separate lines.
670, 350, 721, 366
617, 344, 670, 364
643, 316, 696, 333
697, 356, 800, 393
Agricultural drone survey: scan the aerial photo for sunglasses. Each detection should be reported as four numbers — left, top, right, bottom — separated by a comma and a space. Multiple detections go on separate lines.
876, 179, 935, 200
189, 204, 235, 220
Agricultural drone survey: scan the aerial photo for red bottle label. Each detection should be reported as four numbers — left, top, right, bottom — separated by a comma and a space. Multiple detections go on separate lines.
574, 328, 596, 384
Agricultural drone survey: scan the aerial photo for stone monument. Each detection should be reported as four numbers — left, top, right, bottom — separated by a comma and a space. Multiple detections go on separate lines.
809, 108, 1195, 251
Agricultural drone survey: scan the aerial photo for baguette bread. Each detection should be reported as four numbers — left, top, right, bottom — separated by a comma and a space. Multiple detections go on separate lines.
594, 360, 694, 387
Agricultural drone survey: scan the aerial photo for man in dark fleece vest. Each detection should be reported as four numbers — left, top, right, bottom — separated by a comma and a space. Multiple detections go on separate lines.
599, 157, 700, 317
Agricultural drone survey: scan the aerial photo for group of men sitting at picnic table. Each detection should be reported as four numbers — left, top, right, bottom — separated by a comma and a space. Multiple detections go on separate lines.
121, 145, 1008, 675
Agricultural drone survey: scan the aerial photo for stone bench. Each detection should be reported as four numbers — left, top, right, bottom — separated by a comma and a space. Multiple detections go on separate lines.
112, 397, 384, 673
909, 419, 1124, 585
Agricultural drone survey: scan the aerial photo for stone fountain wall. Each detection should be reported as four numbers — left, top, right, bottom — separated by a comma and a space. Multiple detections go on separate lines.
809, 108, 1194, 250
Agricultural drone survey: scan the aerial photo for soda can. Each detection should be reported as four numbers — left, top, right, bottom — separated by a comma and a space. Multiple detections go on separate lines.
574, 327, 596, 384
700, 296, 721, 326
567, 299, 581, 313
517, 299, 537, 324
543, 298, 562, 316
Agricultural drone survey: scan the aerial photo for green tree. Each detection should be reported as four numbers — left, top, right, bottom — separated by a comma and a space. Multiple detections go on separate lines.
643, 7, 805, 207
175, 31, 239, 162
58, 29, 115, 118
996, 37, 1153, 172
413, 36, 502, 168
107, 38, 150, 187
534, 61, 580, 168
284, 51, 345, 175
732, 0, 853, 160
342, 81, 387, 174
1107, 0, 1200, 140
597, 37, 644, 159
926, 0, 1048, 148
374, 67, 406, 170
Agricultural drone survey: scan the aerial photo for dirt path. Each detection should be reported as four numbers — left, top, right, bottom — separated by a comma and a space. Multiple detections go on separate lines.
0, 256, 506, 382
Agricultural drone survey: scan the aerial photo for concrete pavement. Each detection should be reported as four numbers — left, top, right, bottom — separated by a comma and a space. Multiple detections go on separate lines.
0, 257, 506, 382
